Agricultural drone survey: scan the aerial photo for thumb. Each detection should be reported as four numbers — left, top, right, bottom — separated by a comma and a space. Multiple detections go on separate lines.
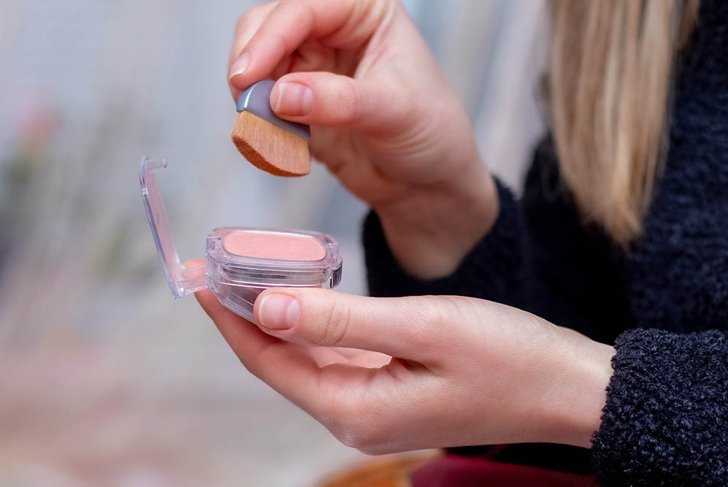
269, 72, 409, 132
253, 288, 448, 360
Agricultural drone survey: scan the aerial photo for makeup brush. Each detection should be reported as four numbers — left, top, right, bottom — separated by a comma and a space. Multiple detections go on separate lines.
231, 79, 311, 177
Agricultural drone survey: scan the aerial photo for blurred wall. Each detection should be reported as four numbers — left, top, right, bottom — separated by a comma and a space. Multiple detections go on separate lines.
0, 1, 545, 485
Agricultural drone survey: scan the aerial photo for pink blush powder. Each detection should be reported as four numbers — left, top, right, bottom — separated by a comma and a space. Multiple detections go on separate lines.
223, 231, 326, 261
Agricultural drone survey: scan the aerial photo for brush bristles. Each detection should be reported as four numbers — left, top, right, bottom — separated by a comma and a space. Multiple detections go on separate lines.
231, 111, 311, 177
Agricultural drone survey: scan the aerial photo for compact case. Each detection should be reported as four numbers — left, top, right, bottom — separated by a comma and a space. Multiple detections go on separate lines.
139, 156, 342, 322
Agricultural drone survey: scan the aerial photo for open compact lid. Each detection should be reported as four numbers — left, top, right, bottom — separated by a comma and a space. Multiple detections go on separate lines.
139, 157, 207, 298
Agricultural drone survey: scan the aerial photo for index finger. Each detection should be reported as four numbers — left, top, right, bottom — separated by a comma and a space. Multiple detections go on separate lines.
229, 0, 393, 90
194, 288, 389, 421
195, 288, 322, 408
228, 2, 279, 100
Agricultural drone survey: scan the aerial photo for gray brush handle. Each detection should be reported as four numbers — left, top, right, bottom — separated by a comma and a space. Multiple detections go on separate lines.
236, 79, 310, 140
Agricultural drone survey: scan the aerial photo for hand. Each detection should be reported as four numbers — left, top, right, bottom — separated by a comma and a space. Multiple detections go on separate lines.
196, 287, 615, 453
228, 0, 498, 278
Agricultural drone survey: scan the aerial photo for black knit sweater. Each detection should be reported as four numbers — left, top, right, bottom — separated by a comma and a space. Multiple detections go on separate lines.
362, 0, 728, 484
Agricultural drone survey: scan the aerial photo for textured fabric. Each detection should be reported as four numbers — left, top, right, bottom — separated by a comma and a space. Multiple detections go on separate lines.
624, 0, 728, 332
362, 0, 727, 484
364, 180, 528, 306
592, 329, 728, 486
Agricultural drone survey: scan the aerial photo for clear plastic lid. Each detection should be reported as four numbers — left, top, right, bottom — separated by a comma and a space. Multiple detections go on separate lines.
139, 157, 207, 298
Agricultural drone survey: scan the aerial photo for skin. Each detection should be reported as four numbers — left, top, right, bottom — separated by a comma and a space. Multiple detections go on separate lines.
195, 287, 614, 451
196, 0, 617, 453
227, 0, 497, 279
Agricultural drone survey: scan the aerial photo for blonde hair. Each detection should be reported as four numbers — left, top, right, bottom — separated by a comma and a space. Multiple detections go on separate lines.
549, 0, 700, 245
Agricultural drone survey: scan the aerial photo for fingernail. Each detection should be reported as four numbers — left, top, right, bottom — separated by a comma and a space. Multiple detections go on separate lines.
258, 293, 300, 330
229, 52, 250, 79
272, 82, 314, 116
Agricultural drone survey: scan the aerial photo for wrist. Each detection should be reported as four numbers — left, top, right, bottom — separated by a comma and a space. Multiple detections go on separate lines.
536, 329, 615, 448
374, 161, 499, 279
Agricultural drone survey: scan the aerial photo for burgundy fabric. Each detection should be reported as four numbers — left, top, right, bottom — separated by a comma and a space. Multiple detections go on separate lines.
410, 453, 600, 487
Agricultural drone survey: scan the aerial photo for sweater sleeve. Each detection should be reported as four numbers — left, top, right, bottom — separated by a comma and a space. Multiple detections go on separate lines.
363, 138, 633, 344
592, 328, 728, 486
362, 179, 529, 308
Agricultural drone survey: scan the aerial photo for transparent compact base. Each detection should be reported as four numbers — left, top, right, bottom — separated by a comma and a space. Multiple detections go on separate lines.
139, 157, 342, 322
206, 227, 342, 321
209, 279, 265, 322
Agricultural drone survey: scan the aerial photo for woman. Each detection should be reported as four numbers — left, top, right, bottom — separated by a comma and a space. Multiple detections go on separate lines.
195, 0, 727, 484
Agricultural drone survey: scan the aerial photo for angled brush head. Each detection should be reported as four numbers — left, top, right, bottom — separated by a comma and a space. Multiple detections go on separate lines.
231, 80, 311, 177
231, 111, 310, 176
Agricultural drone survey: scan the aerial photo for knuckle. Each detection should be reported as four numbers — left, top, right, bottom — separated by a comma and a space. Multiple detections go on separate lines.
263, 1, 313, 54
266, 31, 289, 57
418, 296, 453, 324
441, 295, 481, 322
235, 2, 275, 35
234, 11, 254, 33
235, 341, 270, 379
401, 295, 450, 328
325, 398, 379, 450
316, 301, 352, 346
237, 354, 263, 380
393, 296, 471, 352
337, 427, 370, 450
334, 78, 363, 123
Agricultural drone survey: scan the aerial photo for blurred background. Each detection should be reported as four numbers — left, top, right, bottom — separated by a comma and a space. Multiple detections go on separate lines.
0, 0, 545, 485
